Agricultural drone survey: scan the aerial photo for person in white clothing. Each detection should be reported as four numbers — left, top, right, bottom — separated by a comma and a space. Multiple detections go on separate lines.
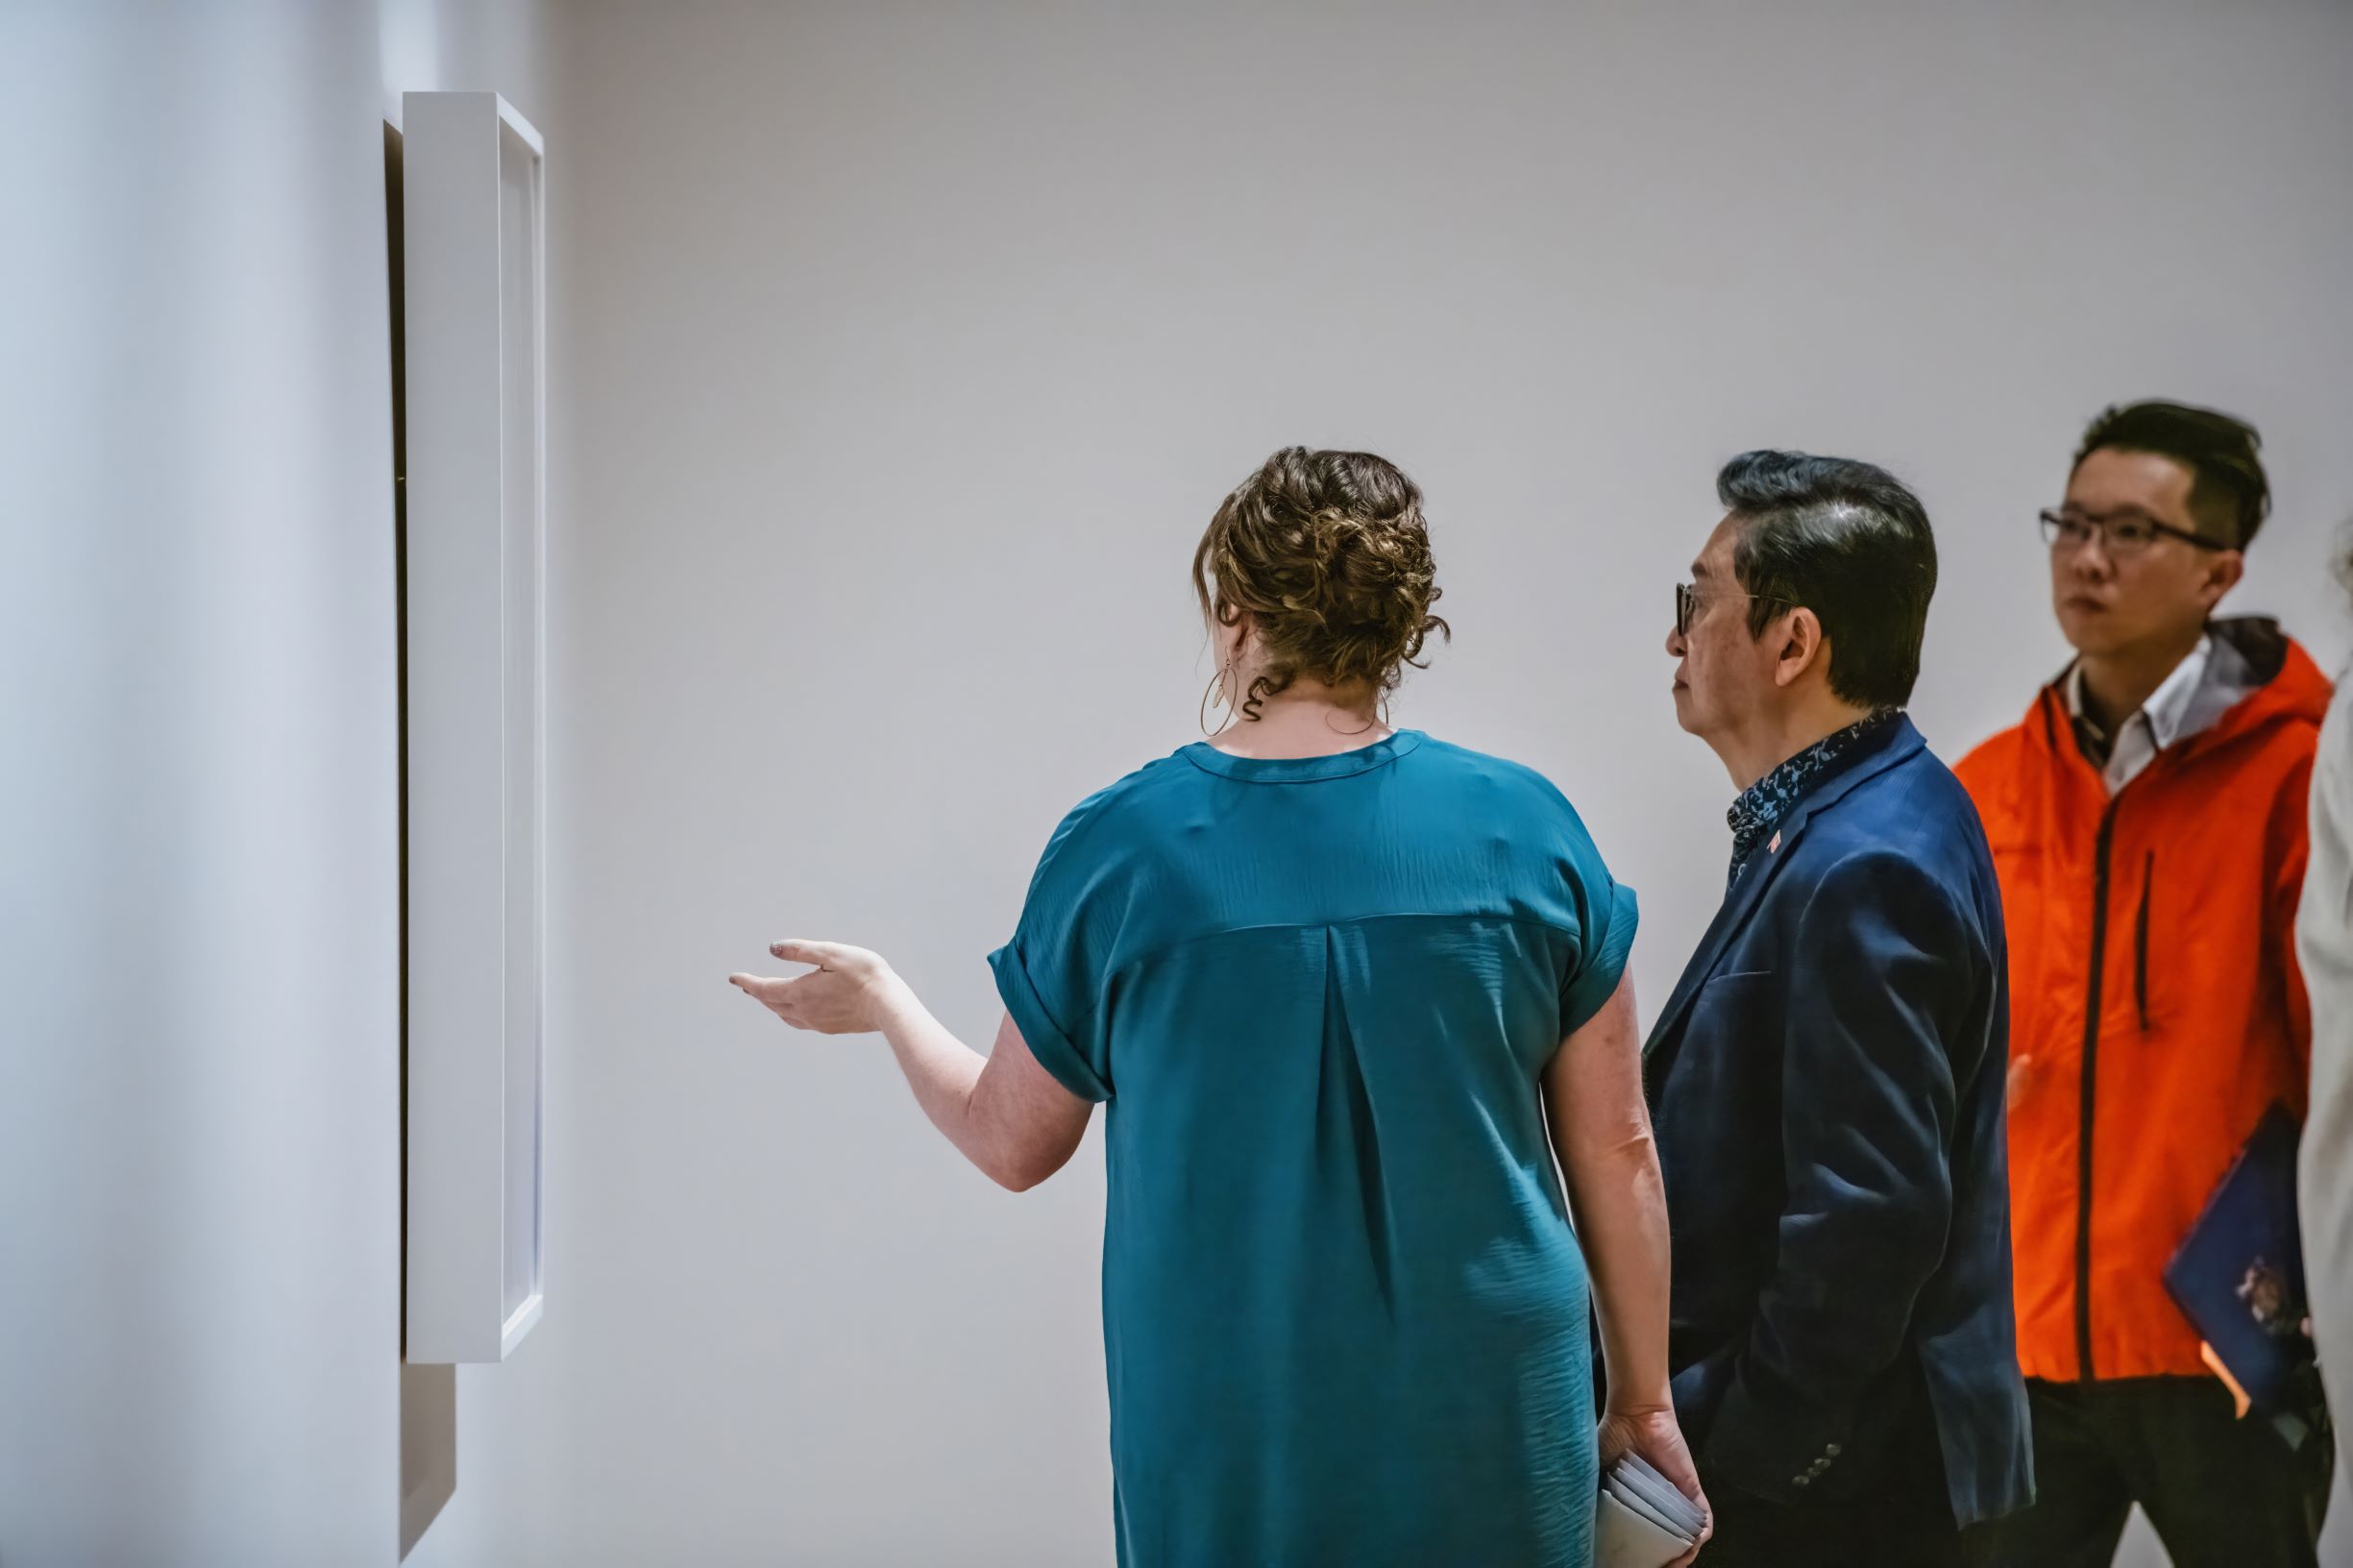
2297, 659, 2353, 1566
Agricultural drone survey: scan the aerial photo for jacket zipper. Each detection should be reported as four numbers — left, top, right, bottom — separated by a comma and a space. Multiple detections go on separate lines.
2133, 853, 2153, 1032
2077, 802, 2120, 1383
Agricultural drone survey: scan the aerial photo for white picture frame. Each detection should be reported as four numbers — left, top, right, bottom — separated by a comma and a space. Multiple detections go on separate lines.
403, 90, 546, 1364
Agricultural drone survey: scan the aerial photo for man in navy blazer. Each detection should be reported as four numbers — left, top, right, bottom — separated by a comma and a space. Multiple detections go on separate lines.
1644, 452, 2034, 1563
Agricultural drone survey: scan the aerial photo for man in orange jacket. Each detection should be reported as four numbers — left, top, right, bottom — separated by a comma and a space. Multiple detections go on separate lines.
1958, 401, 2331, 1564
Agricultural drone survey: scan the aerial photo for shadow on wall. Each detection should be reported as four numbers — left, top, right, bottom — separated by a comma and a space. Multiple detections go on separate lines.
401, 1363, 456, 1558
389, 113, 458, 1562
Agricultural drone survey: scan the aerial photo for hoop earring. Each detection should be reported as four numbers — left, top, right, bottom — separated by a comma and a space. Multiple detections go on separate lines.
1199, 663, 1234, 737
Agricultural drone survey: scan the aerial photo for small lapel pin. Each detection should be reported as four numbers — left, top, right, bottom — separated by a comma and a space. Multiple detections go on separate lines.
1768, 831, 1782, 854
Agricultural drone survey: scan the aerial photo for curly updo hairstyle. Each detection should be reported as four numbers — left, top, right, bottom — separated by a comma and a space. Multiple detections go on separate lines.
1191, 447, 1449, 722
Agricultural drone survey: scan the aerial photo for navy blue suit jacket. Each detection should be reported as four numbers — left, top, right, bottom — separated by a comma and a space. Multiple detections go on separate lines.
1643, 717, 2033, 1528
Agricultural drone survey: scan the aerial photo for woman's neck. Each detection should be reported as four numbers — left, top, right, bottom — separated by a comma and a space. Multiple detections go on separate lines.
1208, 679, 1388, 759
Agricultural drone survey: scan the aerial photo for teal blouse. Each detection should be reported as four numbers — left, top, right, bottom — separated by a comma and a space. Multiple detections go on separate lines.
990, 730, 1638, 1568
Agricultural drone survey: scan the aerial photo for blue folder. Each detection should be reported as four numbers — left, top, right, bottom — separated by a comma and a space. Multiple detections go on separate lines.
2162, 1101, 2314, 1414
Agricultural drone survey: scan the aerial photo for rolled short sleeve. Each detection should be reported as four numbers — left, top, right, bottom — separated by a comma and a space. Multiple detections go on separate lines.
988, 936, 1111, 1103
1560, 877, 1639, 1035
987, 795, 1119, 1103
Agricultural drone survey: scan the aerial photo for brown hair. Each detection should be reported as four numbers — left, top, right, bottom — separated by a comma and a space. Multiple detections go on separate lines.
1191, 447, 1449, 721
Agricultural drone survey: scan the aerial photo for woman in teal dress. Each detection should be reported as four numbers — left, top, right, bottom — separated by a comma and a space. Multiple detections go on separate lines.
731, 448, 1709, 1566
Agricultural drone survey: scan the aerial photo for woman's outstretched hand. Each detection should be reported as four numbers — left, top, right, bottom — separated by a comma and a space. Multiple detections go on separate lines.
729, 943, 1090, 1189
1596, 1405, 1712, 1565
729, 940, 909, 1035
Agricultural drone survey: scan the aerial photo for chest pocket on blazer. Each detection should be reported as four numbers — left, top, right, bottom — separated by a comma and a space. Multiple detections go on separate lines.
1661, 971, 1781, 1147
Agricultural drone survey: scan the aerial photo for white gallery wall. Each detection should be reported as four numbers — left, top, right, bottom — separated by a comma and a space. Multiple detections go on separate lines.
420, 3, 2348, 1565
0, 2, 551, 1563
3, 3, 2348, 1565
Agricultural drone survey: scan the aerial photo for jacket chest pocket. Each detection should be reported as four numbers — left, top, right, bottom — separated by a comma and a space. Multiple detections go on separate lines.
2132, 850, 2155, 1030
2115, 849, 2158, 1034
1660, 971, 1780, 1127
1654, 969, 1785, 1234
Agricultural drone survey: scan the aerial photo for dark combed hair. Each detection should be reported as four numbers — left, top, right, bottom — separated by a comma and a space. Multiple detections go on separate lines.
1191, 448, 1449, 720
1719, 450, 1938, 711
2073, 400, 2269, 549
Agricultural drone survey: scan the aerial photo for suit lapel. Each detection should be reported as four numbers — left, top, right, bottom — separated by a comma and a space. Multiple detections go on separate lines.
1643, 718, 1928, 1061
1644, 815, 1809, 1060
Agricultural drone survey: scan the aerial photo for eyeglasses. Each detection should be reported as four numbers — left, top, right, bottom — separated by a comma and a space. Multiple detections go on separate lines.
2039, 508, 2231, 558
1675, 582, 1798, 638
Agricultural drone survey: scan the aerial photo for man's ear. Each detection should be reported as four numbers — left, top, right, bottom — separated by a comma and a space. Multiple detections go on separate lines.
2197, 551, 2246, 613
1773, 607, 1827, 691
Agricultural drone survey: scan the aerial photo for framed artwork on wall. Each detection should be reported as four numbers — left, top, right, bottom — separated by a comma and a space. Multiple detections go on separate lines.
403, 90, 546, 1365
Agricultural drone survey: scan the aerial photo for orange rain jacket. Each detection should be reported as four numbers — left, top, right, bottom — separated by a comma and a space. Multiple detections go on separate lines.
1955, 618, 2327, 1383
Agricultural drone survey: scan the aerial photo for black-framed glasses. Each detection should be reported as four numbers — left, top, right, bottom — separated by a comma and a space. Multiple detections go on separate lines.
2039, 507, 2231, 557
1675, 582, 1799, 638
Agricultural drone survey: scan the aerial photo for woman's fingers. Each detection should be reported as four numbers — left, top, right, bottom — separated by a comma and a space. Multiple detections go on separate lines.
737, 943, 895, 1035
1595, 1414, 1708, 1567
1664, 1472, 1710, 1565
728, 972, 779, 1004
729, 972, 807, 1025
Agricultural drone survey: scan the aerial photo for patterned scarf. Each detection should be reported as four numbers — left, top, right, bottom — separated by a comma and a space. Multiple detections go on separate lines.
1727, 709, 1903, 887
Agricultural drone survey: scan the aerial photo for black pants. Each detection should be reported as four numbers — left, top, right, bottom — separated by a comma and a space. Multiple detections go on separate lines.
1702, 1482, 2000, 1566
1988, 1376, 2327, 1567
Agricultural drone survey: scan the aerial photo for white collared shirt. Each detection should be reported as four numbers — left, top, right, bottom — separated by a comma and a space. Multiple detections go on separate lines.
2066, 634, 2213, 794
